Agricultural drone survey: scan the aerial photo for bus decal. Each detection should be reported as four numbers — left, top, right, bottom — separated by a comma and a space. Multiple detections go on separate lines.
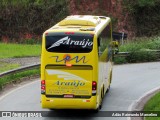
47, 36, 68, 50
46, 70, 87, 81
51, 55, 88, 63
47, 36, 93, 50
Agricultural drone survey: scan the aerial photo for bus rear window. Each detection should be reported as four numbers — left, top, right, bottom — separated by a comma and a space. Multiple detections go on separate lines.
46, 33, 93, 53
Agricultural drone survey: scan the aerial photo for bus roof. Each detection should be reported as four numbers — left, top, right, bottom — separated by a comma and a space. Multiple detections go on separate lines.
45, 15, 111, 34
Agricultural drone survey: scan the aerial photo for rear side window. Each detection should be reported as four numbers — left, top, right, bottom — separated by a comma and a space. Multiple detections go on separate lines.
46, 33, 93, 53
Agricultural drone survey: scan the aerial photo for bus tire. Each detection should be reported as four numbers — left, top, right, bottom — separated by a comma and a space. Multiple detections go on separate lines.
93, 94, 103, 113
93, 105, 101, 113
99, 103, 102, 110
109, 70, 112, 83
99, 89, 104, 110
106, 85, 110, 93
101, 87, 104, 99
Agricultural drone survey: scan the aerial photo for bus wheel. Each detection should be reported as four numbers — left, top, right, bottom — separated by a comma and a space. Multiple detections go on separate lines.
93, 99, 102, 113
93, 105, 101, 113
106, 85, 110, 93
93, 89, 104, 113
99, 103, 102, 110
101, 88, 104, 99
98, 91, 103, 111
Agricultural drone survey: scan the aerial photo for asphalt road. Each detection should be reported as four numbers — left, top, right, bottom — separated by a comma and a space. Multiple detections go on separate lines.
0, 62, 160, 120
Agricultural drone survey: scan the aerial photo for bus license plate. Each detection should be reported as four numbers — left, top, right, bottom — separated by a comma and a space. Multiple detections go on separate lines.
64, 94, 74, 98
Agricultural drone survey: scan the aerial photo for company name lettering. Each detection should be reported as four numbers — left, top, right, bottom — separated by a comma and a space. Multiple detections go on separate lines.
63, 37, 93, 48
47, 36, 93, 50
54, 80, 85, 87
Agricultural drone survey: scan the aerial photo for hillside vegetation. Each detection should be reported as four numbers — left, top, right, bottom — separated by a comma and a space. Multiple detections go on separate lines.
123, 0, 160, 36
0, 0, 160, 42
0, 0, 69, 43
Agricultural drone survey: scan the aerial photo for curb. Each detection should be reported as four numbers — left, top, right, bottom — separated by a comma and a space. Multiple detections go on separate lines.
128, 86, 160, 120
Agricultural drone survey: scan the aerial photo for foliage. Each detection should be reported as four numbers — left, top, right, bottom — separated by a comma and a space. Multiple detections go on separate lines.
123, 0, 159, 12
123, 0, 160, 37
113, 57, 127, 64
0, 0, 69, 42
120, 37, 160, 51
114, 36, 160, 64
126, 51, 157, 63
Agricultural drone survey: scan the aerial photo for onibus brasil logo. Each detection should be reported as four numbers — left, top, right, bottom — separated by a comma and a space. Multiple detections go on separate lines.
47, 36, 93, 50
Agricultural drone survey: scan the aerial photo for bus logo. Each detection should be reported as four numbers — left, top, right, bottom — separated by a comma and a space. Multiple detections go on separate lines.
51, 55, 88, 63
47, 36, 68, 50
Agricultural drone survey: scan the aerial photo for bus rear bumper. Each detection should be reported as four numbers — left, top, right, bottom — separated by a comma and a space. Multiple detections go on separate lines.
41, 95, 97, 109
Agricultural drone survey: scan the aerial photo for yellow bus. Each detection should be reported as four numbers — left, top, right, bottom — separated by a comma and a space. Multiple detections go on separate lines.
41, 15, 113, 111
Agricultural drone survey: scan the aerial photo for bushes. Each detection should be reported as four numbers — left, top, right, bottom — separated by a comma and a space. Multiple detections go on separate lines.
114, 37, 160, 64
114, 57, 127, 64
126, 51, 157, 63
120, 37, 160, 51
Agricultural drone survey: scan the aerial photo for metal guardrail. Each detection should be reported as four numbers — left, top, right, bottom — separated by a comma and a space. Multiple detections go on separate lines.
0, 63, 40, 78
114, 52, 130, 57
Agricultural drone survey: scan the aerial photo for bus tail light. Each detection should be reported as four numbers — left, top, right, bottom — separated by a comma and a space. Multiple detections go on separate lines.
92, 81, 97, 95
65, 32, 75, 34
41, 80, 45, 94
45, 32, 48, 36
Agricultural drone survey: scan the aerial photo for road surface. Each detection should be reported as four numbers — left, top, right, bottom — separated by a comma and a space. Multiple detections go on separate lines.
0, 62, 160, 120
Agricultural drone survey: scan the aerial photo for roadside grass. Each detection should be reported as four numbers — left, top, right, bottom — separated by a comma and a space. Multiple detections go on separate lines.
0, 68, 40, 90
114, 36, 160, 64
0, 43, 41, 58
143, 92, 160, 120
119, 36, 160, 52
0, 61, 20, 73
0, 43, 40, 90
